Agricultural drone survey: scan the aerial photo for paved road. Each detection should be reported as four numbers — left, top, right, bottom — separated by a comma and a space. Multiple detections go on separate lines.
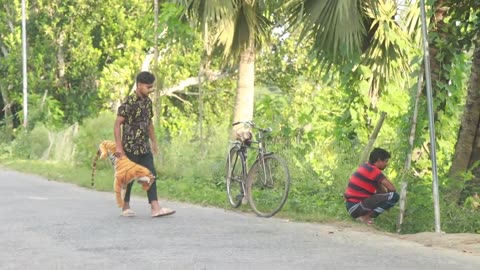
1, 168, 479, 270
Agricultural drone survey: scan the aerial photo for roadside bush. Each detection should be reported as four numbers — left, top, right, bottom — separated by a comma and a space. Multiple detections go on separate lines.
11, 124, 50, 159
74, 112, 116, 166
0, 127, 13, 157
442, 203, 480, 233
158, 124, 228, 183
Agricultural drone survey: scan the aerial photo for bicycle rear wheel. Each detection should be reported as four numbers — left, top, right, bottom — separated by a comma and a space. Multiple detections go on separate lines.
225, 146, 246, 208
247, 154, 290, 217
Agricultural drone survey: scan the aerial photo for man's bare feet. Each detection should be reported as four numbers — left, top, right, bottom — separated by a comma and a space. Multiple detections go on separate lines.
121, 202, 135, 217
150, 200, 161, 214
357, 213, 374, 225
122, 202, 131, 211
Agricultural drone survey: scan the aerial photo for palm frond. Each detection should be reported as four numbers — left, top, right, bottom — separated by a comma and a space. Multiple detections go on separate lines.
172, 0, 273, 60
171, 0, 235, 24
287, 0, 366, 64
403, 0, 422, 47
361, 0, 414, 103
216, 2, 272, 58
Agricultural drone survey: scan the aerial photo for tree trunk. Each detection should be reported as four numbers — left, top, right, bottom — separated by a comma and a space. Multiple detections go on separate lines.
397, 68, 424, 233
56, 31, 66, 87
1, 5, 16, 138
198, 17, 212, 155
0, 85, 13, 140
428, 1, 451, 120
449, 41, 480, 200
0, 41, 13, 140
153, 0, 162, 129
161, 71, 231, 97
231, 36, 255, 138
358, 111, 387, 166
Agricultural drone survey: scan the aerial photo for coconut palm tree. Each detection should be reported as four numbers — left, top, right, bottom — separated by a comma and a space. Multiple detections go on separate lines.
171, 0, 281, 137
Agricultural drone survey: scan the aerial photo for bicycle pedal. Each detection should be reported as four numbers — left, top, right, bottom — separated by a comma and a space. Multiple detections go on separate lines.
235, 194, 246, 204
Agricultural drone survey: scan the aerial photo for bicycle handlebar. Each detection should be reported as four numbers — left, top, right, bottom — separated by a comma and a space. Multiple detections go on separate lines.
232, 121, 272, 133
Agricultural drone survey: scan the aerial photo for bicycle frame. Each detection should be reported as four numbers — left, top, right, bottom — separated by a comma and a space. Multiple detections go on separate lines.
231, 121, 274, 187
226, 120, 291, 217
233, 141, 248, 178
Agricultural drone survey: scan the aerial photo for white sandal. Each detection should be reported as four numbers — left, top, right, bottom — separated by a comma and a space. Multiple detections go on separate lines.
152, 208, 176, 218
121, 209, 136, 217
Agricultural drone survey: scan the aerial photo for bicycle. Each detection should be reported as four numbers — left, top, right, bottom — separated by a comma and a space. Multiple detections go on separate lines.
225, 120, 291, 217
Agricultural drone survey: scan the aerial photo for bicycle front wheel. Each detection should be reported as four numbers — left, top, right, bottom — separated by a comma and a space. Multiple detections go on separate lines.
246, 154, 290, 217
225, 146, 246, 208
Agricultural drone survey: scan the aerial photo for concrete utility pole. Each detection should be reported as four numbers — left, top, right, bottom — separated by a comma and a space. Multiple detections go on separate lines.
22, 0, 28, 129
420, 0, 441, 233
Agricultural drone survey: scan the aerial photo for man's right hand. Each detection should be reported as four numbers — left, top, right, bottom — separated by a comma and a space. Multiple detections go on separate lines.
377, 183, 388, 194
113, 116, 126, 158
380, 178, 396, 192
115, 146, 125, 158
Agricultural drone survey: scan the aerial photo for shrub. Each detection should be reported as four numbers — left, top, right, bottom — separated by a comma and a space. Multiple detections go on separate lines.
74, 112, 116, 166
11, 125, 50, 159
158, 124, 228, 184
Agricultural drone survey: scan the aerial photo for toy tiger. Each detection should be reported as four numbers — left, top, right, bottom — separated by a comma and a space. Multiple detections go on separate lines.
91, 140, 155, 208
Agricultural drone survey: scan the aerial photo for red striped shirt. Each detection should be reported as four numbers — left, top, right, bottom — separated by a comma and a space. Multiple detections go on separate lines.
344, 163, 385, 203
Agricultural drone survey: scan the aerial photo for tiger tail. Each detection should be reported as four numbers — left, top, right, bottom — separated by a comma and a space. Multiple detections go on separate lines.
91, 148, 102, 188
91, 141, 114, 188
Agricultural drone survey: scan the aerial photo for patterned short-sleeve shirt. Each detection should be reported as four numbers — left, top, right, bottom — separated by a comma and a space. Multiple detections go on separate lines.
117, 93, 153, 155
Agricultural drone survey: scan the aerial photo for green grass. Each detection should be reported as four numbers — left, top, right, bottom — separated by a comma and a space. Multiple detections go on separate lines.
1, 159, 92, 187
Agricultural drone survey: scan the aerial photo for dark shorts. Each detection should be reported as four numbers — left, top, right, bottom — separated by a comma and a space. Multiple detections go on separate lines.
346, 192, 399, 218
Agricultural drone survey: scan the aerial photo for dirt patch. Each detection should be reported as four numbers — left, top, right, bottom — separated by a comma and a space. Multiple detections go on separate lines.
398, 232, 480, 255
330, 221, 480, 256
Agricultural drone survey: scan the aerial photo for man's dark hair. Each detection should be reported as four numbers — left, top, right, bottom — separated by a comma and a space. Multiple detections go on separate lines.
136, 71, 155, 85
368, 148, 391, 164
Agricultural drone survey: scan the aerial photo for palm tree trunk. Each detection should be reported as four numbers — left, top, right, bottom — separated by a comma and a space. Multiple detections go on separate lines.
429, 0, 451, 119
428, 0, 454, 121
231, 36, 255, 138
449, 41, 480, 201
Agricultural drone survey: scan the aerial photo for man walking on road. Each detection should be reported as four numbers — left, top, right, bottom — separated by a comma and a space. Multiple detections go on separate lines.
114, 71, 175, 218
